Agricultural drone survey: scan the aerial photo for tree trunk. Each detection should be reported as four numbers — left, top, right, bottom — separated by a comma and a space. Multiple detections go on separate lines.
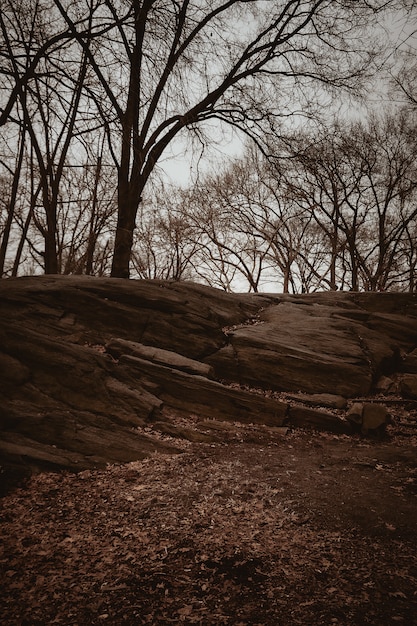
85, 155, 102, 275
0, 126, 26, 275
111, 225, 134, 278
44, 219, 59, 274
330, 233, 338, 290
111, 194, 138, 279
283, 266, 290, 294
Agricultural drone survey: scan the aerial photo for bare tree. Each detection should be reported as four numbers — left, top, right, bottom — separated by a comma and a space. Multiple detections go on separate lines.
0, 0, 101, 272
186, 107, 417, 293
275, 125, 366, 290
48, 0, 403, 278
183, 148, 324, 292
393, 51, 417, 108
131, 186, 201, 281
185, 159, 272, 292
273, 109, 417, 291
347, 112, 417, 290
401, 220, 417, 291
0, 0, 120, 273
0, 123, 26, 276
51, 134, 117, 276
1, 0, 413, 280
0, 0, 118, 127
389, 0, 417, 110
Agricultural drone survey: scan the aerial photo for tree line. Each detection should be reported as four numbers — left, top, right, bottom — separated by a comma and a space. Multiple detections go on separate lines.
0, 0, 416, 290
132, 109, 417, 292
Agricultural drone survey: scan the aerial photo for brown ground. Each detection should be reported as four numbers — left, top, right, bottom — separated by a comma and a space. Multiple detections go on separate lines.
1, 407, 417, 626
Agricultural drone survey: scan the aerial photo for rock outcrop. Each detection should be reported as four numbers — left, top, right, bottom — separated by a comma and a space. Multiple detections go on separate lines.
206, 292, 417, 397
1, 276, 417, 480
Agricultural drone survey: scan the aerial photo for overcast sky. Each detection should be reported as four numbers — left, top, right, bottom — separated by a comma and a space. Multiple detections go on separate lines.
158, 6, 416, 189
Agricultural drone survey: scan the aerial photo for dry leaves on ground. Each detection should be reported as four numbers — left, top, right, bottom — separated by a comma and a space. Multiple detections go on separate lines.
1, 415, 417, 625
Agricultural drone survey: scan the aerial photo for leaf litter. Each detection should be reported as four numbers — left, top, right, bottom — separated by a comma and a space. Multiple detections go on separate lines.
1, 410, 417, 625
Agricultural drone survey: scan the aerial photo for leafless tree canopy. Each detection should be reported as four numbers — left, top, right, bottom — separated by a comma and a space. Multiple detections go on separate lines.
0, 0, 415, 286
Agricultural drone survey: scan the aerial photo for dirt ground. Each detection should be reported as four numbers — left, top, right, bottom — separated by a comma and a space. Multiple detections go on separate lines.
1, 407, 417, 626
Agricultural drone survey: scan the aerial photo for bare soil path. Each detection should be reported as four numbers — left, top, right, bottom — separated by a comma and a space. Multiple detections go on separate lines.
1, 416, 417, 626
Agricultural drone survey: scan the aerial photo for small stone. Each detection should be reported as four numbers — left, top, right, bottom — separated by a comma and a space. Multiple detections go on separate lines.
399, 374, 417, 399
361, 403, 389, 435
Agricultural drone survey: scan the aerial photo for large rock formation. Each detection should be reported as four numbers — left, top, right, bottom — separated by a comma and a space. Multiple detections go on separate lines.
1, 276, 417, 480
206, 292, 417, 397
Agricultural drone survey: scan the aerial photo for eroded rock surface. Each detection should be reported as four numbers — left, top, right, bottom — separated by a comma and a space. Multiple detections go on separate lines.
206, 293, 417, 397
1, 276, 417, 479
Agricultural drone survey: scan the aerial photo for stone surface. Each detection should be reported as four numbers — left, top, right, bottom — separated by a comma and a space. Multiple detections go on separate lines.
205, 294, 417, 397
121, 354, 289, 427
346, 403, 365, 428
287, 405, 352, 434
401, 349, 417, 373
285, 393, 347, 409
1, 276, 417, 475
346, 402, 390, 435
399, 374, 417, 399
106, 338, 215, 378
375, 376, 396, 394
361, 403, 389, 435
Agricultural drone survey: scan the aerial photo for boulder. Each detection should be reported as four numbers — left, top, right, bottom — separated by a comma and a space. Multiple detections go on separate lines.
346, 403, 365, 429
399, 374, 417, 399
0, 274, 260, 359
205, 297, 410, 397
0, 420, 179, 471
361, 403, 389, 435
0, 321, 179, 476
374, 376, 396, 394
346, 402, 390, 435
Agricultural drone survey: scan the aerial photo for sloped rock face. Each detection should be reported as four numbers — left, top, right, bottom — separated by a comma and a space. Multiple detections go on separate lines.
205, 292, 417, 397
1, 276, 417, 479
0, 276, 263, 479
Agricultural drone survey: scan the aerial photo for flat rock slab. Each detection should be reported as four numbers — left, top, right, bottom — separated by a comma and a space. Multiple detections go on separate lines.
284, 393, 347, 409
120, 354, 288, 427
287, 405, 352, 434
107, 337, 215, 378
